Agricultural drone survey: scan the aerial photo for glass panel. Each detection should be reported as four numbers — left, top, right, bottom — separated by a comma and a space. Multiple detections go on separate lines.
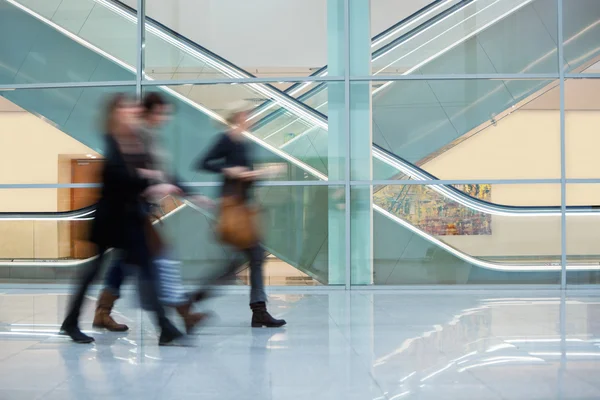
0, 83, 331, 186
367, 79, 560, 181
565, 78, 600, 179
143, 0, 328, 80
352, 183, 562, 285
0, 86, 135, 184
0, 184, 344, 286
372, 0, 561, 75
0, 0, 137, 84
157, 83, 340, 182
562, 0, 600, 73
566, 184, 600, 285
168, 184, 344, 286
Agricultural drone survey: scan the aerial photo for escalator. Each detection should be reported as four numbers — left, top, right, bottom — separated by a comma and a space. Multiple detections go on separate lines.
243, 0, 600, 283
0, 0, 332, 283
1, 0, 600, 285
251, 0, 600, 179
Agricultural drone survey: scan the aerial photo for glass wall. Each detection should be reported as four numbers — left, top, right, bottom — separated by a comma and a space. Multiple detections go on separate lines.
1, 0, 599, 287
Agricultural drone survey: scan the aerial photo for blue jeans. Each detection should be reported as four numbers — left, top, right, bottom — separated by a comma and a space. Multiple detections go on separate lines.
104, 257, 127, 298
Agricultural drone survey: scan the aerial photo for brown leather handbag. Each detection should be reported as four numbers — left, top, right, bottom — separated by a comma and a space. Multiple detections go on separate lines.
144, 210, 165, 257
217, 191, 260, 250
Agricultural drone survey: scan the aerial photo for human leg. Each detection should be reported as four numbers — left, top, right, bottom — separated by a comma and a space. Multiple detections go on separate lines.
61, 246, 107, 343
128, 226, 183, 345
93, 255, 129, 331
246, 245, 286, 328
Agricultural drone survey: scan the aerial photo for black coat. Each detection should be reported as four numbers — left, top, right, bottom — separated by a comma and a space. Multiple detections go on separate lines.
90, 134, 150, 249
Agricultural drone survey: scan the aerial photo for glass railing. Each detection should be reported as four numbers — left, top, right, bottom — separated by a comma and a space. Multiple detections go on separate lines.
1, 0, 328, 173
253, 0, 600, 169
4, 0, 600, 284
0, 0, 334, 282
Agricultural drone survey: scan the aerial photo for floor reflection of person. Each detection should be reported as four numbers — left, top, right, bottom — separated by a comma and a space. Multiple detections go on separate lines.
60, 94, 183, 345
197, 107, 286, 328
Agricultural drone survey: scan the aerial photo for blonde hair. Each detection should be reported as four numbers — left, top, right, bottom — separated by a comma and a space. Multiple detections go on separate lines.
224, 100, 251, 125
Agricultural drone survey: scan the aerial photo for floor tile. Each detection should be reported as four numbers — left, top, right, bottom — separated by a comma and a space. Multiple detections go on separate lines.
1, 290, 600, 399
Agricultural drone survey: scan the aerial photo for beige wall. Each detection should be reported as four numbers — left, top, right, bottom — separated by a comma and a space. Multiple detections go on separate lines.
0, 110, 96, 259
422, 110, 600, 258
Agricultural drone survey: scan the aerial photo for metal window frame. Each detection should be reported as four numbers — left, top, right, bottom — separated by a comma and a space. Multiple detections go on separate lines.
2, 0, 599, 291
557, 0, 567, 289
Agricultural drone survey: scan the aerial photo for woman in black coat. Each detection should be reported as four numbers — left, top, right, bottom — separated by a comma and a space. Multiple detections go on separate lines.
60, 94, 183, 344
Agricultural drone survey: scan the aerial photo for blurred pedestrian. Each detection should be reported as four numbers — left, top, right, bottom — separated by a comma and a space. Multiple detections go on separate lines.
60, 94, 183, 344
93, 92, 207, 335
197, 107, 286, 328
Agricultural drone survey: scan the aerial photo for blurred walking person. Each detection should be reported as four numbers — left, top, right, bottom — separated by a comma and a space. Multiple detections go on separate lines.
60, 94, 184, 344
93, 92, 206, 335
197, 107, 286, 328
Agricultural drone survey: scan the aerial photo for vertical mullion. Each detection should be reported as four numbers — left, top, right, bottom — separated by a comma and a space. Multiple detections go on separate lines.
344, 0, 351, 290
136, 0, 145, 98
557, 0, 566, 289
135, 0, 145, 360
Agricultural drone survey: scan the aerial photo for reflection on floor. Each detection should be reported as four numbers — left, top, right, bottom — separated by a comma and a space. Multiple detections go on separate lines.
0, 254, 320, 286
1, 289, 600, 399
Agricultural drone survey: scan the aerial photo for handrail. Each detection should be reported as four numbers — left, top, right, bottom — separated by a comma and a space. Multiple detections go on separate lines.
371, 0, 473, 62
372, 0, 457, 46
374, 205, 600, 272
104, 0, 328, 124
8, 0, 600, 274
248, 0, 474, 129
249, 0, 468, 119
0, 205, 96, 220
372, 144, 600, 217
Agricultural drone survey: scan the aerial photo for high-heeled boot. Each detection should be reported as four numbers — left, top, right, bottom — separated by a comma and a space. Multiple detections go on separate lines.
92, 290, 129, 332
250, 302, 286, 328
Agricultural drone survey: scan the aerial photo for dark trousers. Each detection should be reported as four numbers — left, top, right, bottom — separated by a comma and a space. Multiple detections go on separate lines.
62, 225, 168, 329
200, 244, 267, 304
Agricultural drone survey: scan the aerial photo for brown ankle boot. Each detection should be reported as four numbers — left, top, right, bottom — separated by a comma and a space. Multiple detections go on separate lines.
93, 290, 129, 332
175, 303, 207, 334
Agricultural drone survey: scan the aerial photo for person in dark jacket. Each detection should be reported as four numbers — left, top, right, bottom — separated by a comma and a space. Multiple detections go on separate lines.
198, 108, 286, 328
92, 92, 206, 334
60, 94, 184, 344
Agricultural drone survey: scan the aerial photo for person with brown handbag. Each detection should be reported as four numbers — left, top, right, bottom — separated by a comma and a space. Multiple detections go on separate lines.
60, 94, 184, 345
197, 107, 286, 328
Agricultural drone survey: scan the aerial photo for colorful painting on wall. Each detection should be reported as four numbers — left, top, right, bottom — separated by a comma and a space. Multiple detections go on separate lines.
373, 184, 492, 236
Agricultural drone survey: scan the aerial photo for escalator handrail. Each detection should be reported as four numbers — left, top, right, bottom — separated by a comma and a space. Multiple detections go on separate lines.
372, 144, 600, 216
374, 204, 600, 272
372, 0, 456, 44
0, 205, 96, 220
251, 0, 467, 118
106, 0, 327, 123
371, 0, 473, 62
248, 0, 474, 129
11, 0, 597, 220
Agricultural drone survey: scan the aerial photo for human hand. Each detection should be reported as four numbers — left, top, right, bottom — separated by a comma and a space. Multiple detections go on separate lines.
239, 170, 262, 181
223, 166, 248, 179
144, 183, 183, 198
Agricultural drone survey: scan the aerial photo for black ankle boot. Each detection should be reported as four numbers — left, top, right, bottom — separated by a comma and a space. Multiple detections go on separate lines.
60, 321, 94, 344
158, 318, 184, 346
250, 302, 286, 328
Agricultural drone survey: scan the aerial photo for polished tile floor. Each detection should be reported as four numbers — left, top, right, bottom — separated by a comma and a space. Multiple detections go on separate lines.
1, 288, 600, 399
